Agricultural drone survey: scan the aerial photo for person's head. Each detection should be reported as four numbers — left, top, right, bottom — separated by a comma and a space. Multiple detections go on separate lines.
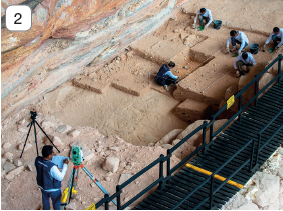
42, 145, 54, 159
273, 27, 280, 35
200, 8, 206, 14
168, 61, 175, 68
242, 52, 248, 60
230, 30, 238, 37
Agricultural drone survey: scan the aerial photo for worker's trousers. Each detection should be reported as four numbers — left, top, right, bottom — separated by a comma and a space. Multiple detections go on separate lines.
198, 14, 210, 26
272, 35, 281, 47
236, 60, 253, 75
41, 189, 62, 210
231, 38, 248, 50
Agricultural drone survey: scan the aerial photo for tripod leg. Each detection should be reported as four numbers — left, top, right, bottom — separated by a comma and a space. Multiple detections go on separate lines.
33, 120, 39, 156
68, 168, 77, 204
35, 121, 60, 153
71, 169, 79, 199
20, 122, 32, 158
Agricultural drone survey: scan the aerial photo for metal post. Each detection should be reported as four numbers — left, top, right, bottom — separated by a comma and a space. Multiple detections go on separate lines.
249, 138, 255, 171
238, 91, 242, 122
255, 75, 258, 106
210, 119, 214, 146
166, 149, 171, 184
210, 176, 214, 209
158, 155, 164, 190
278, 54, 282, 84
116, 185, 121, 210
202, 121, 208, 155
255, 134, 261, 168
105, 194, 109, 210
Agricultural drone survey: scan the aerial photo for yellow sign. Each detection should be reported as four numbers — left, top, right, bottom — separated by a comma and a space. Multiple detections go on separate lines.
227, 95, 235, 110
86, 203, 96, 210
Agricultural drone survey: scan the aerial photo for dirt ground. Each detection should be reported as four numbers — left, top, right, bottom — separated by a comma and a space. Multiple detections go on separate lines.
1, 0, 283, 209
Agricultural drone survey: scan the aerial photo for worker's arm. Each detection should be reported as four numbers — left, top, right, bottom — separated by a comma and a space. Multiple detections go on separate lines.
249, 55, 256, 66
265, 33, 273, 45
238, 33, 246, 53
164, 71, 178, 79
227, 37, 231, 48
206, 10, 213, 27
50, 164, 68, 181
193, 11, 200, 24
234, 56, 240, 69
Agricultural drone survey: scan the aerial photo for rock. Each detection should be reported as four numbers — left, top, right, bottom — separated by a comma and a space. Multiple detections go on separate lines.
259, 73, 275, 90
65, 202, 76, 210
17, 119, 26, 125
147, 143, 154, 147
17, 126, 28, 133
2, 143, 11, 149
102, 157, 120, 173
120, 162, 126, 168
14, 159, 23, 167
76, 194, 82, 202
118, 173, 132, 185
68, 130, 80, 138
3, 152, 13, 159
252, 172, 280, 207
159, 129, 183, 145
161, 144, 173, 149
91, 183, 95, 188
3, 163, 17, 172
180, 33, 188, 41
17, 143, 32, 151
45, 136, 63, 146
4, 166, 25, 180
70, 141, 94, 161
41, 120, 55, 128
56, 125, 72, 133
109, 146, 119, 151
104, 177, 111, 182
1, 170, 6, 177
238, 200, 259, 210
278, 168, 283, 179
27, 165, 33, 171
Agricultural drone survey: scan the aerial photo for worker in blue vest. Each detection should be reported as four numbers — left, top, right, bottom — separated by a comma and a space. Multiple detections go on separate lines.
155, 61, 179, 91
35, 145, 69, 210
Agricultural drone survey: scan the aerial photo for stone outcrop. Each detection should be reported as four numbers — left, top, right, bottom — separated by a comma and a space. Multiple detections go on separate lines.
1, 0, 187, 120
102, 157, 120, 173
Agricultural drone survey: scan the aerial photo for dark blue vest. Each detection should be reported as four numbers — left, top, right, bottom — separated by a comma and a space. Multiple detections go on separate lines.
35, 156, 61, 190
155, 64, 170, 85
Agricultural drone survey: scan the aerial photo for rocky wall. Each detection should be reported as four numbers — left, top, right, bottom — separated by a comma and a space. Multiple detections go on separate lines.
1, 0, 189, 120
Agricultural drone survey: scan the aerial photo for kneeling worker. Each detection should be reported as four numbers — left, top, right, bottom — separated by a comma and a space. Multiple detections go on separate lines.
234, 52, 256, 78
226, 30, 249, 55
35, 145, 69, 210
192, 8, 213, 30
155, 61, 179, 91
263, 27, 283, 52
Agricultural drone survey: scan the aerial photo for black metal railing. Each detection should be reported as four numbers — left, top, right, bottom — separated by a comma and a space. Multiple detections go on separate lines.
95, 54, 282, 210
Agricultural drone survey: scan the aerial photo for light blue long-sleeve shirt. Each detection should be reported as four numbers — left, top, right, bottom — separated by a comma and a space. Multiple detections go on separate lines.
265, 28, 283, 47
227, 31, 249, 53
163, 71, 178, 79
234, 52, 256, 69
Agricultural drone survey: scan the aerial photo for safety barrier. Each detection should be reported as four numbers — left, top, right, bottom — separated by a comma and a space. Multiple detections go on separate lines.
95, 54, 282, 210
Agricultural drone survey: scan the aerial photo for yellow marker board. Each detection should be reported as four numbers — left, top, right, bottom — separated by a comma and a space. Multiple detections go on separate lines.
86, 203, 96, 210
227, 95, 235, 110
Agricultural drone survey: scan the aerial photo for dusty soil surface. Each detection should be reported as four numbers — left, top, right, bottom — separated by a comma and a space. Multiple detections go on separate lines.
2, 0, 283, 210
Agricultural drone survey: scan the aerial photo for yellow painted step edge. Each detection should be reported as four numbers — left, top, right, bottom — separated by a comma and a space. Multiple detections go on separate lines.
186, 163, 243, 189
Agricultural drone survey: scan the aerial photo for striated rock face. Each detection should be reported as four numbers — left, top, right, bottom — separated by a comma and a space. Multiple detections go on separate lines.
1, 0, 187, 120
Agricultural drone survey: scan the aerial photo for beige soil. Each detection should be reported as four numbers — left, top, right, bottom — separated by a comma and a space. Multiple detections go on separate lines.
2, 0, 283, 210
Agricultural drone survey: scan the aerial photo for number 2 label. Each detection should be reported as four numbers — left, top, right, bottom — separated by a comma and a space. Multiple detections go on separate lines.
6, 5, 32, 31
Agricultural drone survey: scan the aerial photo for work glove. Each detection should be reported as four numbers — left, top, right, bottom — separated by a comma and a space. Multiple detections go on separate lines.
232, 46, 237, 52
275, 46, 279, 51
226, 47, 229, 54
263, 44, 266, 52
204, 25, 208, 30
192, 24, 196, 29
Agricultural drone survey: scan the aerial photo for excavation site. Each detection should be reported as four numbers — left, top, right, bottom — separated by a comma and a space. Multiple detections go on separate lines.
1, 0, 283, 210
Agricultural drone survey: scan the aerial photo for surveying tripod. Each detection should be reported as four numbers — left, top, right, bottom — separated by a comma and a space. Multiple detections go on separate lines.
61, 146, 116, 209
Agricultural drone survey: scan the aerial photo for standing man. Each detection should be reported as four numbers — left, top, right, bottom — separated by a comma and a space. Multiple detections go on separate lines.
35, 145, 69, 210
226, 30, 249, 55
234, 52, 256, 77
263, 27, 283, 52
192, 8, 213, 30
155, 61, 179, 91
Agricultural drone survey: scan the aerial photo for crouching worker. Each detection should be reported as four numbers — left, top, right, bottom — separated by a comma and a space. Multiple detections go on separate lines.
192, 8, 213, 30
35, 145, 69, 210
234, 52, 256, 78
155, 61, 179, 91
263, 27, 283, 52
